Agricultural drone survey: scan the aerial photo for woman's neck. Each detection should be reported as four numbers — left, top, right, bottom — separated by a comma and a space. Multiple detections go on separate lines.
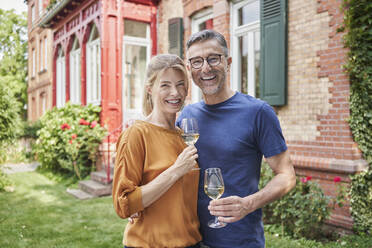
145, 112, 177, 130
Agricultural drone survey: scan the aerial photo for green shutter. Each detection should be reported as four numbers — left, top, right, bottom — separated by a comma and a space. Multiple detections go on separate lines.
168, 18, 184, 58
260, 0, 287, 106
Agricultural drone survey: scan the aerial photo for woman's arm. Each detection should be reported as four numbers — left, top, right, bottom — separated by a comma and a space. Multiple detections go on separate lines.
140, 145, 198, 208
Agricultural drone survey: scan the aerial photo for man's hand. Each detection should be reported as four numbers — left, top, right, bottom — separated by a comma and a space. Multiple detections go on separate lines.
208, 195, 256, 223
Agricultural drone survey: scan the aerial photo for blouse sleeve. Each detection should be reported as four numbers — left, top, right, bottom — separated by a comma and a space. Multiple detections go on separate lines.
112, 126, 145, 219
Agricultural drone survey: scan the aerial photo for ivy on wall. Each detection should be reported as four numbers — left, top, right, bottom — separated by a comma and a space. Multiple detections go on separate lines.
341, 0, 372, 233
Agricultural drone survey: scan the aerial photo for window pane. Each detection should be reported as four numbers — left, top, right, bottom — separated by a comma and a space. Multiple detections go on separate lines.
239, 35, 248, 94
124, 44, 147, 110
238, 0, 259, 26
124, 20, 148, 38
95, 43, 100, 100
254, 31, 260, 98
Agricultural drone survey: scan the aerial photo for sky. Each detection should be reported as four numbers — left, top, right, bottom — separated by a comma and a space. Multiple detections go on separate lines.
0, 0, 28, 14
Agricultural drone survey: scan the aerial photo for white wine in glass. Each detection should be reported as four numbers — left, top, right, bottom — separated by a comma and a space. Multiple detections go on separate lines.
181, 133, 200, 146
204, 168, 227, 228
180, 118, 199, 146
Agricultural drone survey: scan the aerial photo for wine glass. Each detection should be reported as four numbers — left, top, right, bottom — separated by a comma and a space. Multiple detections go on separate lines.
204, 168, 227, 228
180, 118, 200, 171
180, 118, 200, 146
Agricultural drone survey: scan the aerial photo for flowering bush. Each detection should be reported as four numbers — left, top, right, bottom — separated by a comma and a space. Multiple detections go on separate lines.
260, 163, 347, 240
34, 103, 107, 179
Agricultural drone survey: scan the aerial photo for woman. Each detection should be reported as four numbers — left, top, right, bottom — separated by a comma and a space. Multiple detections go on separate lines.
112, 54, 202, 248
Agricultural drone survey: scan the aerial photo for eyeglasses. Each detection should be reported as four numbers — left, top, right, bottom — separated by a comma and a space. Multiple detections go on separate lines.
188, 54, 223, 69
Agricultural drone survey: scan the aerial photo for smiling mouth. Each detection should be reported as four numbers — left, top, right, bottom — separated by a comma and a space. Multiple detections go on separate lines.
165, 99, 181, 104
201, 75, 217, 81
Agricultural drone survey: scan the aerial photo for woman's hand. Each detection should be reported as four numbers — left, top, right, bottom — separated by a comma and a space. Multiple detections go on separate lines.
172, 145, 198, 176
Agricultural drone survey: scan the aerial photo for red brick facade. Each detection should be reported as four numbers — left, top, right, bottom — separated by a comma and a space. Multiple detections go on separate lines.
157, 0, 368, 230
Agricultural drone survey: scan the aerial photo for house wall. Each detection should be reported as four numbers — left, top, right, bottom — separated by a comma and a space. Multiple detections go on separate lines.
162, 0, 367, 230
157, 0, 184, 54
283, 0, 366, 230
27, 0, 53, 121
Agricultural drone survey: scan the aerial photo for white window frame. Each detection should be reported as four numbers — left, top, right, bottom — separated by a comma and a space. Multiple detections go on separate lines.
39, 39, 43, 71
32, 48, 36, 77
44, 37, 48, 70
190, 8, 213, 103
41, 92, 46, 116
38, 0, 43, 17
230, 0, 260, 97
31, 5, 35, 23
86, 25, 101, 105
56, 48, 66, 108
122, 23, 151, 124
69, 38, 81, 104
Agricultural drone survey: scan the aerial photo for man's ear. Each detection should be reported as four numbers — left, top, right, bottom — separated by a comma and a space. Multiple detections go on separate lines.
226, 57, 232, 71
227, 57, 232, 66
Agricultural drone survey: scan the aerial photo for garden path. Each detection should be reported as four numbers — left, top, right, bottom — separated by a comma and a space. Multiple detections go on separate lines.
1, 161, 40, 174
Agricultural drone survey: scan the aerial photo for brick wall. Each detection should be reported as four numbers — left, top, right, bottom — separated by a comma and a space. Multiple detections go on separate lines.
281, 0, 367, 230
27, 0, 53, 121
157, 0, 184, 54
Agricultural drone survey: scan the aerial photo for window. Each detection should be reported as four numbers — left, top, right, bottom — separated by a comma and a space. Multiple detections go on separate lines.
231, 0, 260, 98
190, 8, 213, 103
86, 24, 101, 105
38, 0, 43, 16
56, 47, 66, 108
69, 37, 81, 104
40, 92, 47, 116
32, 48, 36, 77
31, 97, 36, 120
122, 20, 151, 123
39, 39, 43, 71
31, 5, 35, 23
44, 37, 48, 70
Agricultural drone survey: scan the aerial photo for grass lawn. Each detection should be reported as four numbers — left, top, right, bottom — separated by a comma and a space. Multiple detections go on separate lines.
0, 171, 125, 248
1, 171, 371, 248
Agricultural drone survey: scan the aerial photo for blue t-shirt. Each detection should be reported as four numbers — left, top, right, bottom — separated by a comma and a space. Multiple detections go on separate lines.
177, 92, 287, 248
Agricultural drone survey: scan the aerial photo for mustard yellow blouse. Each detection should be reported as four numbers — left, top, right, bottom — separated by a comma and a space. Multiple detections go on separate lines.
112, 120, 202, 248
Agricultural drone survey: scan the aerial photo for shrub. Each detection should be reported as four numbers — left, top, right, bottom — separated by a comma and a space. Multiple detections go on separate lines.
349, 168, 372, 234
0, 167, 11, 192
0, 76, 21, 149
20, 120, 42, 139
260, 163, 345, 240
340, 0, 372, 234
34, 103, 107, 179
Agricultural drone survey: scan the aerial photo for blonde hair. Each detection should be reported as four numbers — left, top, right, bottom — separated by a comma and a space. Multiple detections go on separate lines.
142, 54, 189, 116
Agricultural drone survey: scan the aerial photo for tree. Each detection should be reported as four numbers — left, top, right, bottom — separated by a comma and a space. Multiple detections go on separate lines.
0, 9, 28, 118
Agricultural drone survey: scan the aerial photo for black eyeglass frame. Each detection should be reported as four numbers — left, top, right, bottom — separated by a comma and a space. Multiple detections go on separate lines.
188, 54, 224, 69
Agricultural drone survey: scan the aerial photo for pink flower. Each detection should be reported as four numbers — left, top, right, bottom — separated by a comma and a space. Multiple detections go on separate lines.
79, 118, 90, 126
90, 121, 98, 128
69, 140, 73, 144
61, 123, 71, 130
333, 176, 341, 183
300, 176, 312, 183
71, 133, 77, 139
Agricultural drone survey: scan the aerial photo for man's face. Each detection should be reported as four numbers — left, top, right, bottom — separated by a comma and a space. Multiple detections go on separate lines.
186, 39, 231, 96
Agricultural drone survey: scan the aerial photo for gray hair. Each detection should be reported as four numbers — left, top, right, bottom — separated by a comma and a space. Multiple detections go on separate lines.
186, 29, 229, 57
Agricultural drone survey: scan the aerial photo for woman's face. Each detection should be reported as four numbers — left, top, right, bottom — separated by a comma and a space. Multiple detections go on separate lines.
150, 68, 187, 116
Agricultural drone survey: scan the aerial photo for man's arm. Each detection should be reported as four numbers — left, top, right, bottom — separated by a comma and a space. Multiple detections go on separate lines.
208, 150, 296, 223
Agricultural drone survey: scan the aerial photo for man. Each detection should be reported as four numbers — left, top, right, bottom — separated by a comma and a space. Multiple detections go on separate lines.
177, 30, 296, 248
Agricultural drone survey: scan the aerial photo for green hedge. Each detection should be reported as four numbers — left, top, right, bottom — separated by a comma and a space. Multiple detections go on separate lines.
34, 103, 107, 179
0, 76, 21, 149
341, 0, 372, 233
